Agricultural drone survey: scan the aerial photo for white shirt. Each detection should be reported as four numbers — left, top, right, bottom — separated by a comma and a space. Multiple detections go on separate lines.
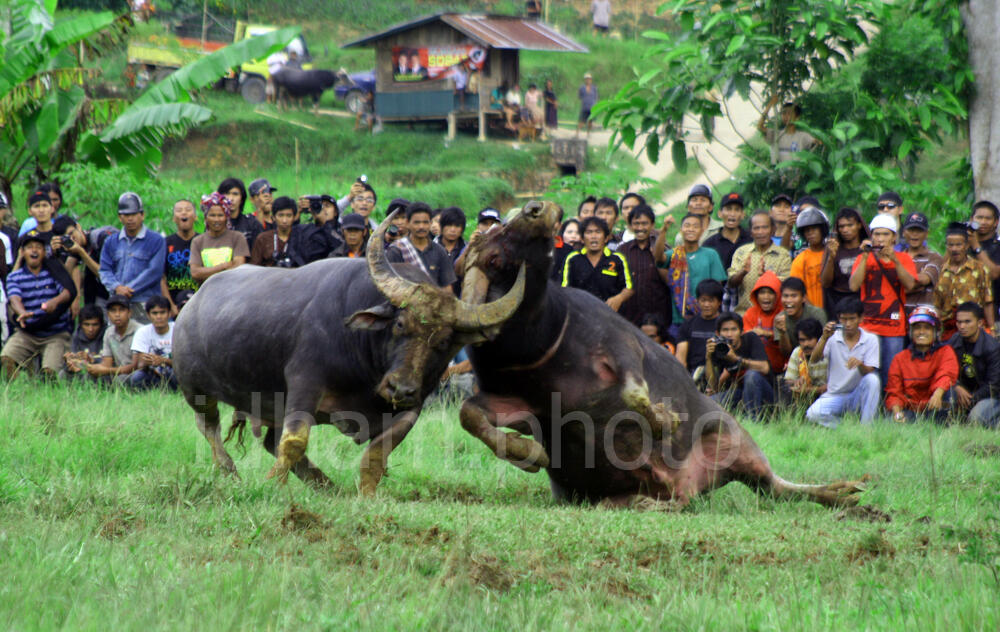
592, 0, 612, 26
267, 52, 287, 75
823, 328, 880, 394
131, 322, 174, 358
0, 231, 11, 266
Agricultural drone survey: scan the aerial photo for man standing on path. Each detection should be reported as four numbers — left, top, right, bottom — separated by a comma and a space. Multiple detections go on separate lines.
577, 73, 598, 137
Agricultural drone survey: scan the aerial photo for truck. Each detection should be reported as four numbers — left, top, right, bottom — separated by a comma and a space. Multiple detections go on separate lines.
126, 16, 312, 103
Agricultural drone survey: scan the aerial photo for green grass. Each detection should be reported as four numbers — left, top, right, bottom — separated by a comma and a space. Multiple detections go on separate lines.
2, 379, 999, 629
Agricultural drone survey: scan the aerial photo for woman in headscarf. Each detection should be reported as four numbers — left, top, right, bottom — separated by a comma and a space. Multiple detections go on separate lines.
189, 192, 250, 285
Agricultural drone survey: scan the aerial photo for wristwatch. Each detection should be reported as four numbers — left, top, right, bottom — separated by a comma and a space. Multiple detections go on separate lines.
972, 247, 982, 255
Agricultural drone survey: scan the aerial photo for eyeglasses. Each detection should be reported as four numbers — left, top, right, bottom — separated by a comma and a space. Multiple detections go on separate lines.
877, 202, 899, 210
354, 196, 375, 204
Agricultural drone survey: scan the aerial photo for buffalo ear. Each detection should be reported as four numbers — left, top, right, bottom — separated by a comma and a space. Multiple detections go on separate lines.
345, 303, 396, 331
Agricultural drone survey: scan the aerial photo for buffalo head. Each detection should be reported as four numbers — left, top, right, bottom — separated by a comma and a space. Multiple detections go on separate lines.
346, 212, 525, 408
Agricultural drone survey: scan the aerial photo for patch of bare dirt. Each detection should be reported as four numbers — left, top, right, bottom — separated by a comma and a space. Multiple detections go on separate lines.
98, 511, 144, 540
282, 503, 324, 533
963, 444, 1000, 458
836, 506, 892, 523
848, 532, 896, 563
468, 554, 515, 592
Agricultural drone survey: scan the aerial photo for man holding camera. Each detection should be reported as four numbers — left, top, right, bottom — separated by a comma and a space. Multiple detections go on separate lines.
98, 193, 166, 325
706, 312, 774, 420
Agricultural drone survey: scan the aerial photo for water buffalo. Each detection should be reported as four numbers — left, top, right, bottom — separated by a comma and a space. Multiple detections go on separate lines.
271, 68, 338, 109
457, 201, 865, 508
173, 214, 525, 493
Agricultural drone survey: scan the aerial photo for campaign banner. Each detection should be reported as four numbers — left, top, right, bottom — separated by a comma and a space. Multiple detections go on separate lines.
392, 45, 486, 83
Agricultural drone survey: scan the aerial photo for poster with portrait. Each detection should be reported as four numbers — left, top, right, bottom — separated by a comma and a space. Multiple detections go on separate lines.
391, 45, 487, 83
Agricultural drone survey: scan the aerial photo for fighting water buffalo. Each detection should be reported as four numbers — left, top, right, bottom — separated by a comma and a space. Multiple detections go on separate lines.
457, 200, 865, 508
271, 68, 338, 109
173, 215, 525, 493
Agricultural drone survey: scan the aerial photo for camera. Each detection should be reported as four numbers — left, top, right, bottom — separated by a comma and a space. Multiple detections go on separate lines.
303, 195, 323, 214
358, 174, 368, 184
710, 335, 730, 359
834, 324, 844, 332
273, 252, 295, 268
964, 220, 980, 232
862, 243, 874, 252
387, 224, 400, 237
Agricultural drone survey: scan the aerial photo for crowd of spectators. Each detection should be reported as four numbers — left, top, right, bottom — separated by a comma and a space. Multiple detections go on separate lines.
1, 177, 999, 430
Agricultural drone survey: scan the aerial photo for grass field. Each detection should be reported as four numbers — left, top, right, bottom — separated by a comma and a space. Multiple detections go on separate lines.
2, 379, 999, 630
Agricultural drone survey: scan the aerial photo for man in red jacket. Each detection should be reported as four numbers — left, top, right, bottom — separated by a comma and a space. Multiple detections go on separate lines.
885, 305, 958, 423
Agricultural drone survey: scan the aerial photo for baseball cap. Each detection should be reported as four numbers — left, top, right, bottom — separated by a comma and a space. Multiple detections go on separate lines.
721, 192, 744, 208
869, 213, 898, 234
688, 184, 712, 202
583, 72, 592, 79
478, 208, 502, 224
901, 212, 929, 232
320, 194, 337, 205
877, 191, 903, 207
106, 294, 131, 310
17, 231, 46, 250
341, 213, 367, 230
908, 304, 939, 327
248, 178, 277, 197
27, 190, 48, 207
770, 193, 793, 205
117, 192, 143, 215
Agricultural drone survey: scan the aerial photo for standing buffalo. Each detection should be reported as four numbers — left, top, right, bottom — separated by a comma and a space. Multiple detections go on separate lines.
457, 201, 865, 508
271, 68, 338, 110
173, 214, 525, 493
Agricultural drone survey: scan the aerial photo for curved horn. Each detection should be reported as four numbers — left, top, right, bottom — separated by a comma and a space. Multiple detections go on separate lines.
453, 263, 526, 331
367, 210, 422, 307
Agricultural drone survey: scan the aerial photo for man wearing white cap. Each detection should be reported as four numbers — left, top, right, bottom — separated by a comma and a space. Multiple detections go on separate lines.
848, 213, 917, 388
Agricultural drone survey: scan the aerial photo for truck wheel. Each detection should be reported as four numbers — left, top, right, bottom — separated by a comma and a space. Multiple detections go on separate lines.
241, 76, 267, 104
345, 89, 366, 114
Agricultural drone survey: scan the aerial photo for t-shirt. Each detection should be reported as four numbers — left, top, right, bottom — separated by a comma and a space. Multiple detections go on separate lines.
664, 246, 727, 323
783, 345, 829, 388
678, 314, 719, 371
131, 322, 174, 358
230, 214, 261, 256
6, 264, 71, 337
790, 248, 825, 309
981, 236, 1000, 319
562, 247, 632, 302
766, 127, 817, 164
164, 233, 198, 297
828, 245, 863, 294
703, 228, 751, 270
592, 0, 611, 26
100, 320, 140, 367
823, 329, 881, 394
905, 249, 943, 314
852, 251, 918, 337
720, 332, 768, 384
190, 230, 250, 272
386, 239, 458, 289
778, 303, 828, 352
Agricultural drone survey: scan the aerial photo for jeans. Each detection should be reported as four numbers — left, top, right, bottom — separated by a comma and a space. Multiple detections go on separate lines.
878, 335, 905, 392
710, 369, 775, 420
968, 398, 1000, 429
128, 367, 178, 391
806, 372, 881, 428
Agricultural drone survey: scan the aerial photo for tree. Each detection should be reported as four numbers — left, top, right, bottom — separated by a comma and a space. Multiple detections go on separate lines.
0, 0, 298, 203
962, 0, 1000, 202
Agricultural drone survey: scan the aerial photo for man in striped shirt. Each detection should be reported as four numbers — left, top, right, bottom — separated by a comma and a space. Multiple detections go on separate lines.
1, 233, 74, 379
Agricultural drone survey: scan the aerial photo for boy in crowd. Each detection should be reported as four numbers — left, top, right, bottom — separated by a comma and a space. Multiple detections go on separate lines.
782, 318, 827, 406
593, 197, 622, 249
790, 207, 829, 309
705, 312, 774, 420
675, 279, 724, 377
703, 192, 751, 270
820, 207, 867, 310
577, 196, 597, 219
899, 212, 942, 319
562, 217, 633, 311
805, 298, 881, 428
849, 214, 916, 388
62, 305, 105, 379
250, 196, 297, 267
728, 211, 792, 313
1, 232, 76, 379
82, 294, 139, 384
947, 301, 1000, 427
99, 192, 167, 325
773, 276, 827, 357
128, 296, 176, 391
674, 184, 722, 247
161, 199, 199, 316
662, 213, 727, 328
885, 306, 958, 423
618, 204, 671, 329
742, 270, 785, 375
936, 222, 993, 339
247, 177, 276, 237
387, 202, 457, 290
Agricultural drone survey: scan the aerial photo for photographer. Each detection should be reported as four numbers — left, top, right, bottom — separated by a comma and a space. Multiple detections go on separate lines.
338, 178, 378, 231
705, 312, 774, 420
251, 197, 298, 267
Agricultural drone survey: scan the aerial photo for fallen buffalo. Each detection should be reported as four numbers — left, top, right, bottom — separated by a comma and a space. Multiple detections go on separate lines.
458, 200, 865, 508
173, 213, 525, 493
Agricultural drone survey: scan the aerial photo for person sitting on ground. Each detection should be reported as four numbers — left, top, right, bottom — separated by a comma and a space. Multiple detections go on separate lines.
675, 279, 724, 379
773, 276, 827, 358
386, 202, 457, 291
561, 216, 633, 311
742, 270, 786, 375
62, 304, 105, 380
639, 313, 674, 353
128, 296, 176, 391
330, 213, 368, 258
98, 192, 166, 325
820, 206, 867, 310
849, 213, 916, 388
703, 192, 751, 271
251, 196, 298, 268
705, 311, 774, 420
161, 199, 199, 316
947, 301, 1000, 428
898, 212, 942, 320
1, 232, 76, 380
618, 204, 672, 330
82, 294, 139, 384
805, 297, 881, 428
885, 305, 958, 424
728, 211, 792, 313
782, 317, 827, 406
662, 213, 727, 328
935, 222, 994, 340
790, 207, 830, 310
190, 193, 249, 285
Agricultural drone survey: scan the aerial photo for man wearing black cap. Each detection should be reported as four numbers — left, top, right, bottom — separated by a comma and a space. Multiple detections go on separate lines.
387, 202, 457, 290
331, 213, 368, 258
703, 192, 751, 270
674, 184, 722, 247
968, 200, 1000, 323
936, 222, 994, 339
1, 232, 76, 379
899, 211, 942, 318
98, 192, 166, 325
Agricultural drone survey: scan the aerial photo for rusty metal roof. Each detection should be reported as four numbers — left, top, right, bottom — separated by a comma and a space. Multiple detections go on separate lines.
342, 13, 588, 53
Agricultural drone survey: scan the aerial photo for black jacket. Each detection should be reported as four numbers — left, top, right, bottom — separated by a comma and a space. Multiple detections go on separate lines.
948, 330, 1000, 403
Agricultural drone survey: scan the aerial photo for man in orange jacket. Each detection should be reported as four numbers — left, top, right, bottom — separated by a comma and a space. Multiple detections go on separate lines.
885, 305, 959, 423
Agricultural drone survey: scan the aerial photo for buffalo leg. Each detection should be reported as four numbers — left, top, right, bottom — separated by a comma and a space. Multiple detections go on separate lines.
460, 396, 549, 472
187, 393, 238, 476
358, 410, 418, 497
262, 427, 333, 489
266, 382, 320, 484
